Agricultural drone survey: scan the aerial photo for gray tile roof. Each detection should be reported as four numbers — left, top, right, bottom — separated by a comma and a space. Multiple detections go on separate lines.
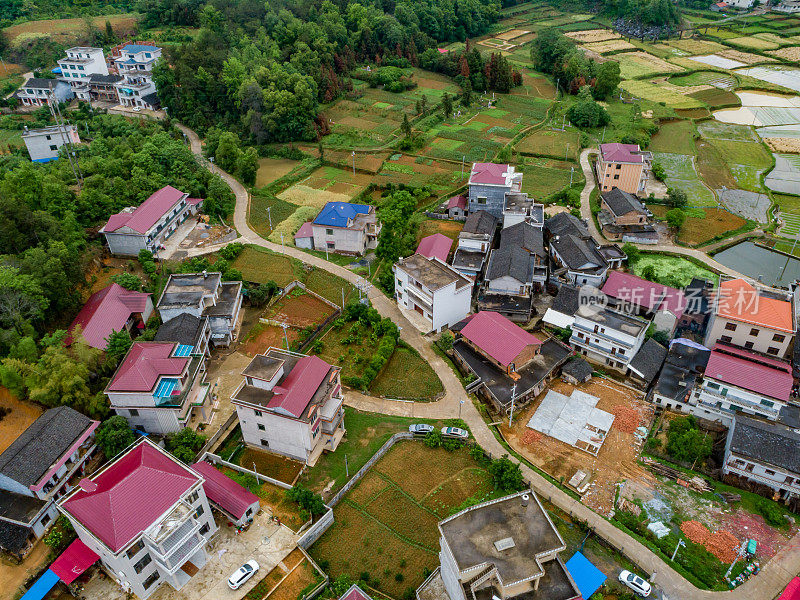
154, 314, 207, 347
729, 415, 800, 474
463, 210, 498, 236
0, 489, 46, 525
501, 222, 545, 257
0, 519, 30, 554
22, 77, 57, 89
602, 188, 646, 217
551, 234, 606, 271
544, 212, 589, 238
562, 357, 593, 381
486, 246, 530, 283
0, 406, 94, 487
89, 73, 123, 84
552, 284, 581, 315
628, 338, 668, 385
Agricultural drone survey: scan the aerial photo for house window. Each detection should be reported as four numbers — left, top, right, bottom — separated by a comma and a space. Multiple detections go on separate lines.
785, 476, 795, 485
327, 242, 335, 249
749, 328, 759, 337
261, 439, 269, 447
767, 347, 780, 355
246, 508, 253, 517
613, 175, 620, 180
134, 554, 152, 574
45, 135, 51, 140
41, 514, 51, 526
744, 341, 754, 349
765, 469, 776, 476
254, 410, 262, 417
49, 145, 58, 151
774, 334, 786, 343
724, 323, 737, 331
143, 571, 160, 590
720, 335, 732, 343
616, 164, 621, 170
257, 424, 265, 431
761, 399, 775, 408
129, 409, 139, 417
477, 197, 487, 204
326, 228, 334, 235
200, 523, 210, 535
188, 490, 199, 504
194, 505, 204, 519
126, 539, 145, 559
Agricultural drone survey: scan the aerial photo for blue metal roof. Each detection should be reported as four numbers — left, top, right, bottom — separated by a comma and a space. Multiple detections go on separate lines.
313, 202, 370, 228
154, 378, 180, 399
122, 44, 159, 53
51, 67, 62, 74
564, 552, 606, 600
174, 344, 194, 357
20, 569, 59, 600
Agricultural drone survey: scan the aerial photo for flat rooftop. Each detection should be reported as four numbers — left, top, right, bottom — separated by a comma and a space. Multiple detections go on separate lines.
158, 273, 222, 308
204, 281, 242, 317
242, 354, 284, 381
396, 254, 471, 291
576, 305, 647, 337
452, 248, 487, 271
440, 491, 565, 585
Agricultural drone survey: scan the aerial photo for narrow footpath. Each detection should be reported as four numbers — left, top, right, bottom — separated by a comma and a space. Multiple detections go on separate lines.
179, 124, 800, 600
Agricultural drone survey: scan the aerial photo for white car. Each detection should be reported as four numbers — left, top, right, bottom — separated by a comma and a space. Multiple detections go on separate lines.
131, 106, 141, 112
228, 560, 259, 590
441, 426, 469, 439
409, 424, 435, 435
618, 570, 651, 597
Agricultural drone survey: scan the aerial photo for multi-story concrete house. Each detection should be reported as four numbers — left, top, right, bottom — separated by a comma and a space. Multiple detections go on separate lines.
232, 349, 345, 465
21, 124, 81, 162
689, 343, 794, 425
651, 339, 711, 412
502, 192, 544, 229
311, 202, 381, 255
394, 254, 472, 333
597, 143, 652, 194
774, 0, 800, 12
112, 44, 162, 109
723, 416, 800, 502
105, 342, 211, 434
157, 272, 243, 347
467, 162, 523, 219
597, 188, 657, 243
452, 210, 498, 280
0, 407, 98, 558
59, 439, 218, 599
705, 278, 794, 358
66, 283, 153, 350
154, 314, 212, 358
85, 73, 124, 101
101, 185, 203, 257
417, 490, 581, 600
15, 77, 74, 106
570, 304, 650, 372
57, 47, 108, 100
545, 213, 611, 287
601, 271, 686, 334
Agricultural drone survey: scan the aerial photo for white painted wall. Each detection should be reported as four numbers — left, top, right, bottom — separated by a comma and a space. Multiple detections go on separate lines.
237, 405, 314, 462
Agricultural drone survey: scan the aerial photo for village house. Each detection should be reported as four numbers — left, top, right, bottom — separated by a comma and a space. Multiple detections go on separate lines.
597, 143, 652, 194
467, 162, 523, 219
597, 188, 657, 244
417, 490, 581, 600
232, 349, 345, 465
190, 461, 260, 527
502, 192, 544, 229
58, 439, 219, 599
627, 338, 668, 390
545, 213, 613, 287
66, 283, 153, 350
723, 416, 800, 503
480, 221, 547, 321
57, 47, 109, 101
447, 195, 468, 220
294, 221, 314, 249
311, 202, 381, 255
105, 341, 211, 434
542, 283, 582, 330
651, 338, 711, 413
416, 233, 453, 263
394, 254, 472, 333
85, 73, 124, 102
677, 277, 713, 339
157, 272, 243, 347
154, 314, 212, 357
101, 185, 203, 257
452, 210, 498, 280
15, 77, 74, 106
773, 0, 800, 12
0, 407, 98, 559
601, 271, 686, 334
569, 304, 650, 373
112, 43, 162, 109
705, 278, 794, 358
22, 124, 81, 163
451, 311, 569, 414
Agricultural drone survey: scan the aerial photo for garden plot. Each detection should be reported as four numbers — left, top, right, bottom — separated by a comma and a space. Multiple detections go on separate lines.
620, 80, 702, 109
737, 67, 800, 93
670, 71, 736, 89
765, 138, 800, 153
664, 38, 726, 56
617, 52, 684, 79
516, 128, 580, 160
510, 70, 556, 99
584, 39, 637, 54
650, 205, 746, 246
629, 252, 715, 287
278, 166, 371, 207
718, 48, 777, 65
519, 158, 579, 199
256, 158, 300, 188
377, 154, 461, 192
0, 390, 42, 454
766, 153, 800, 194
718, 189, 770, 222
689, 88, 740, 109
729, 36, 780, 50
565, 28, 620, 43
652, 152, 716, 205
650, 120, 696, 155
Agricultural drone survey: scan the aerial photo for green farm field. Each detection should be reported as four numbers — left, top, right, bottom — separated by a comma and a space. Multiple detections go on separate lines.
649, 120, 696, 155
652, 152, 716, 205
629, 252, 716, 287
370, 345, 445, 400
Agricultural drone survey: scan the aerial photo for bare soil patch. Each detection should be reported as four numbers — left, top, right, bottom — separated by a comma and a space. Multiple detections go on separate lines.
718, 48, 776, 64
256, 158, 299, 187
765, 138, 800, 153
3, 14, 139, 44
768, 46, 800, 62
0, 388, 42, 453
584, 39, 637, 54
267, 560, 320, 600
239, 447, 304, 484
267, 291, 335, 328
565, 29, 620, 43
242, 324, 300, 356
496, 28, 530, 41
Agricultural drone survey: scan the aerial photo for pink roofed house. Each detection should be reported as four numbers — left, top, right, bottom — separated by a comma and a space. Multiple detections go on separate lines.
66, 283, 153, 349
58, 438, 218, 599
459, 311, 542, 372
101, 185, 203, 257
416, 233, 453, 262
447, 194, 468, 219
105, 342, 210, 435
191, 461, 260, 526
467, 162, 523, 220
597, 143, 652, 194
294, 221, 314, 249
232, 348, 345, 465
602, 271, 686, 334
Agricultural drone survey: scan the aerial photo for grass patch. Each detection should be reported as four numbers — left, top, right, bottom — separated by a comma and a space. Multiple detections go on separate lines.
695, 139, 737, 190
670, 71, 736, 88
688, 88, 740, 109
774, 192, 800, 214
706, 139, 773, 169
620, 80, 702, 109
629, 252, 715, 287
515, 128, 580, 160
519, 158, 582, 199
249, 193, 299, 238
650, 120, 696, 155
370, 345, 445, 400
651, 205, 748, 246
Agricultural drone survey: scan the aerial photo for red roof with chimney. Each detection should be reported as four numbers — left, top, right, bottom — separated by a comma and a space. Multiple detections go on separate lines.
460, 311, 542, 367
267, 355, 333, 418
602, 271, 686, 319
107, 342, 187, 392
61, 440, 200, 553
102, 185, 188, 235
705, 344, 793, 401
600, 143, 643, 164
416, 234, 453, 262
66, 283, 150, 349
447, 195, 467, 210
469, 163, 510, 186
192, 461, 259, 520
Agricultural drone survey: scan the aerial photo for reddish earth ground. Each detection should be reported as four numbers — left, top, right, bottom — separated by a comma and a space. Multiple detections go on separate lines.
267, 292, 335, 328
242, 324, 300, 356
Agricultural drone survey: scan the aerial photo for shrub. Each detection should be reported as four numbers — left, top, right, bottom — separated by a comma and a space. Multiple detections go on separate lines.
424, 430, 444, 448
435, 331, 454, 352
110, 272, 143, 290
287, 485, 327, 515
757, 498, 785, 527
395, 573, 404, 582
219, 242, 245, 260
488, 455, 526, 493
165, 428, 206, 463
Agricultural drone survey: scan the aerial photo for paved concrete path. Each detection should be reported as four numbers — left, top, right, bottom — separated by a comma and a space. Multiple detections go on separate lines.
179, 124, 800, 600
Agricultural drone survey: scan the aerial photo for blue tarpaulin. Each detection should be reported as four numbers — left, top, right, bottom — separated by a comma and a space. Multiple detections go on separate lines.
565, 552, 606, 600
20, 569, 59, 600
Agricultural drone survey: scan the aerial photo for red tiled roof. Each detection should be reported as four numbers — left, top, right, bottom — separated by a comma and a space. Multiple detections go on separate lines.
779, 578, 800, 600
469, 162, 510, 186
66, 284, 150, 349
340, 585, 372, 600
447, 195, 467, 210
600, 143, 643, 164
602, 271, 686, 319
61, 440, 199, 553
716, 278, 793, 333
107, 342, 187, 392
460, 311, 542, 366
705, 344, 793, 401
416, 234, 452, 262
102, 185, 187, 234
50, 539, 99, 584
294, 221, 314, 239
267, 355, 333, 418
192, 461, 259, 520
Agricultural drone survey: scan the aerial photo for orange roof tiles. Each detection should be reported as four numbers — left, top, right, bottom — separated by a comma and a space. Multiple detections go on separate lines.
716, 279, 793, 333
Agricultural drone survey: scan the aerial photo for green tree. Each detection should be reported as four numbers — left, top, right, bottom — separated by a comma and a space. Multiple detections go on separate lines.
621, 242, 640, 262
652, 161, 666, 182
641, 265, 657, 281
110, 273, 143, 291
96, 416, 136, 459
237, 147, 259, 186
667, 187, 688, 208
666, 208, 686, 230
461, 79, 472, 107
215, 131, 241, 174
287, 485, 326, 515
105, 330, 133, 362
666, 417, 711, 465
593, 61, 621, 100
249, 281, 279, 307
488, 455, 526, 493
442, 92, 453, 119
401, 113, 412, 137
165, 428, 206, 463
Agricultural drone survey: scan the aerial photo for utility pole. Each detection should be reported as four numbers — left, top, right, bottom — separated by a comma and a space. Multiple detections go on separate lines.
47, 94, 82, 185
280, 322, 290, 350
671, 538, 685, 562
341, 287, 345, 310
565, 144, 570, 162
345, 454, 349, 477
352, 151, 356, 176
601, 126, 606, 143
509, 383, 517, 428
267, 206, 272, 229
570, 166, 575, 186
280, 232, 284, 250
461, 155, 465, 181
459, 399, 464, 420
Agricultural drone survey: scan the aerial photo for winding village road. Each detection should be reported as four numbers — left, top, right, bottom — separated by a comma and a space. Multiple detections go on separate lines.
177, 124, 800, 600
